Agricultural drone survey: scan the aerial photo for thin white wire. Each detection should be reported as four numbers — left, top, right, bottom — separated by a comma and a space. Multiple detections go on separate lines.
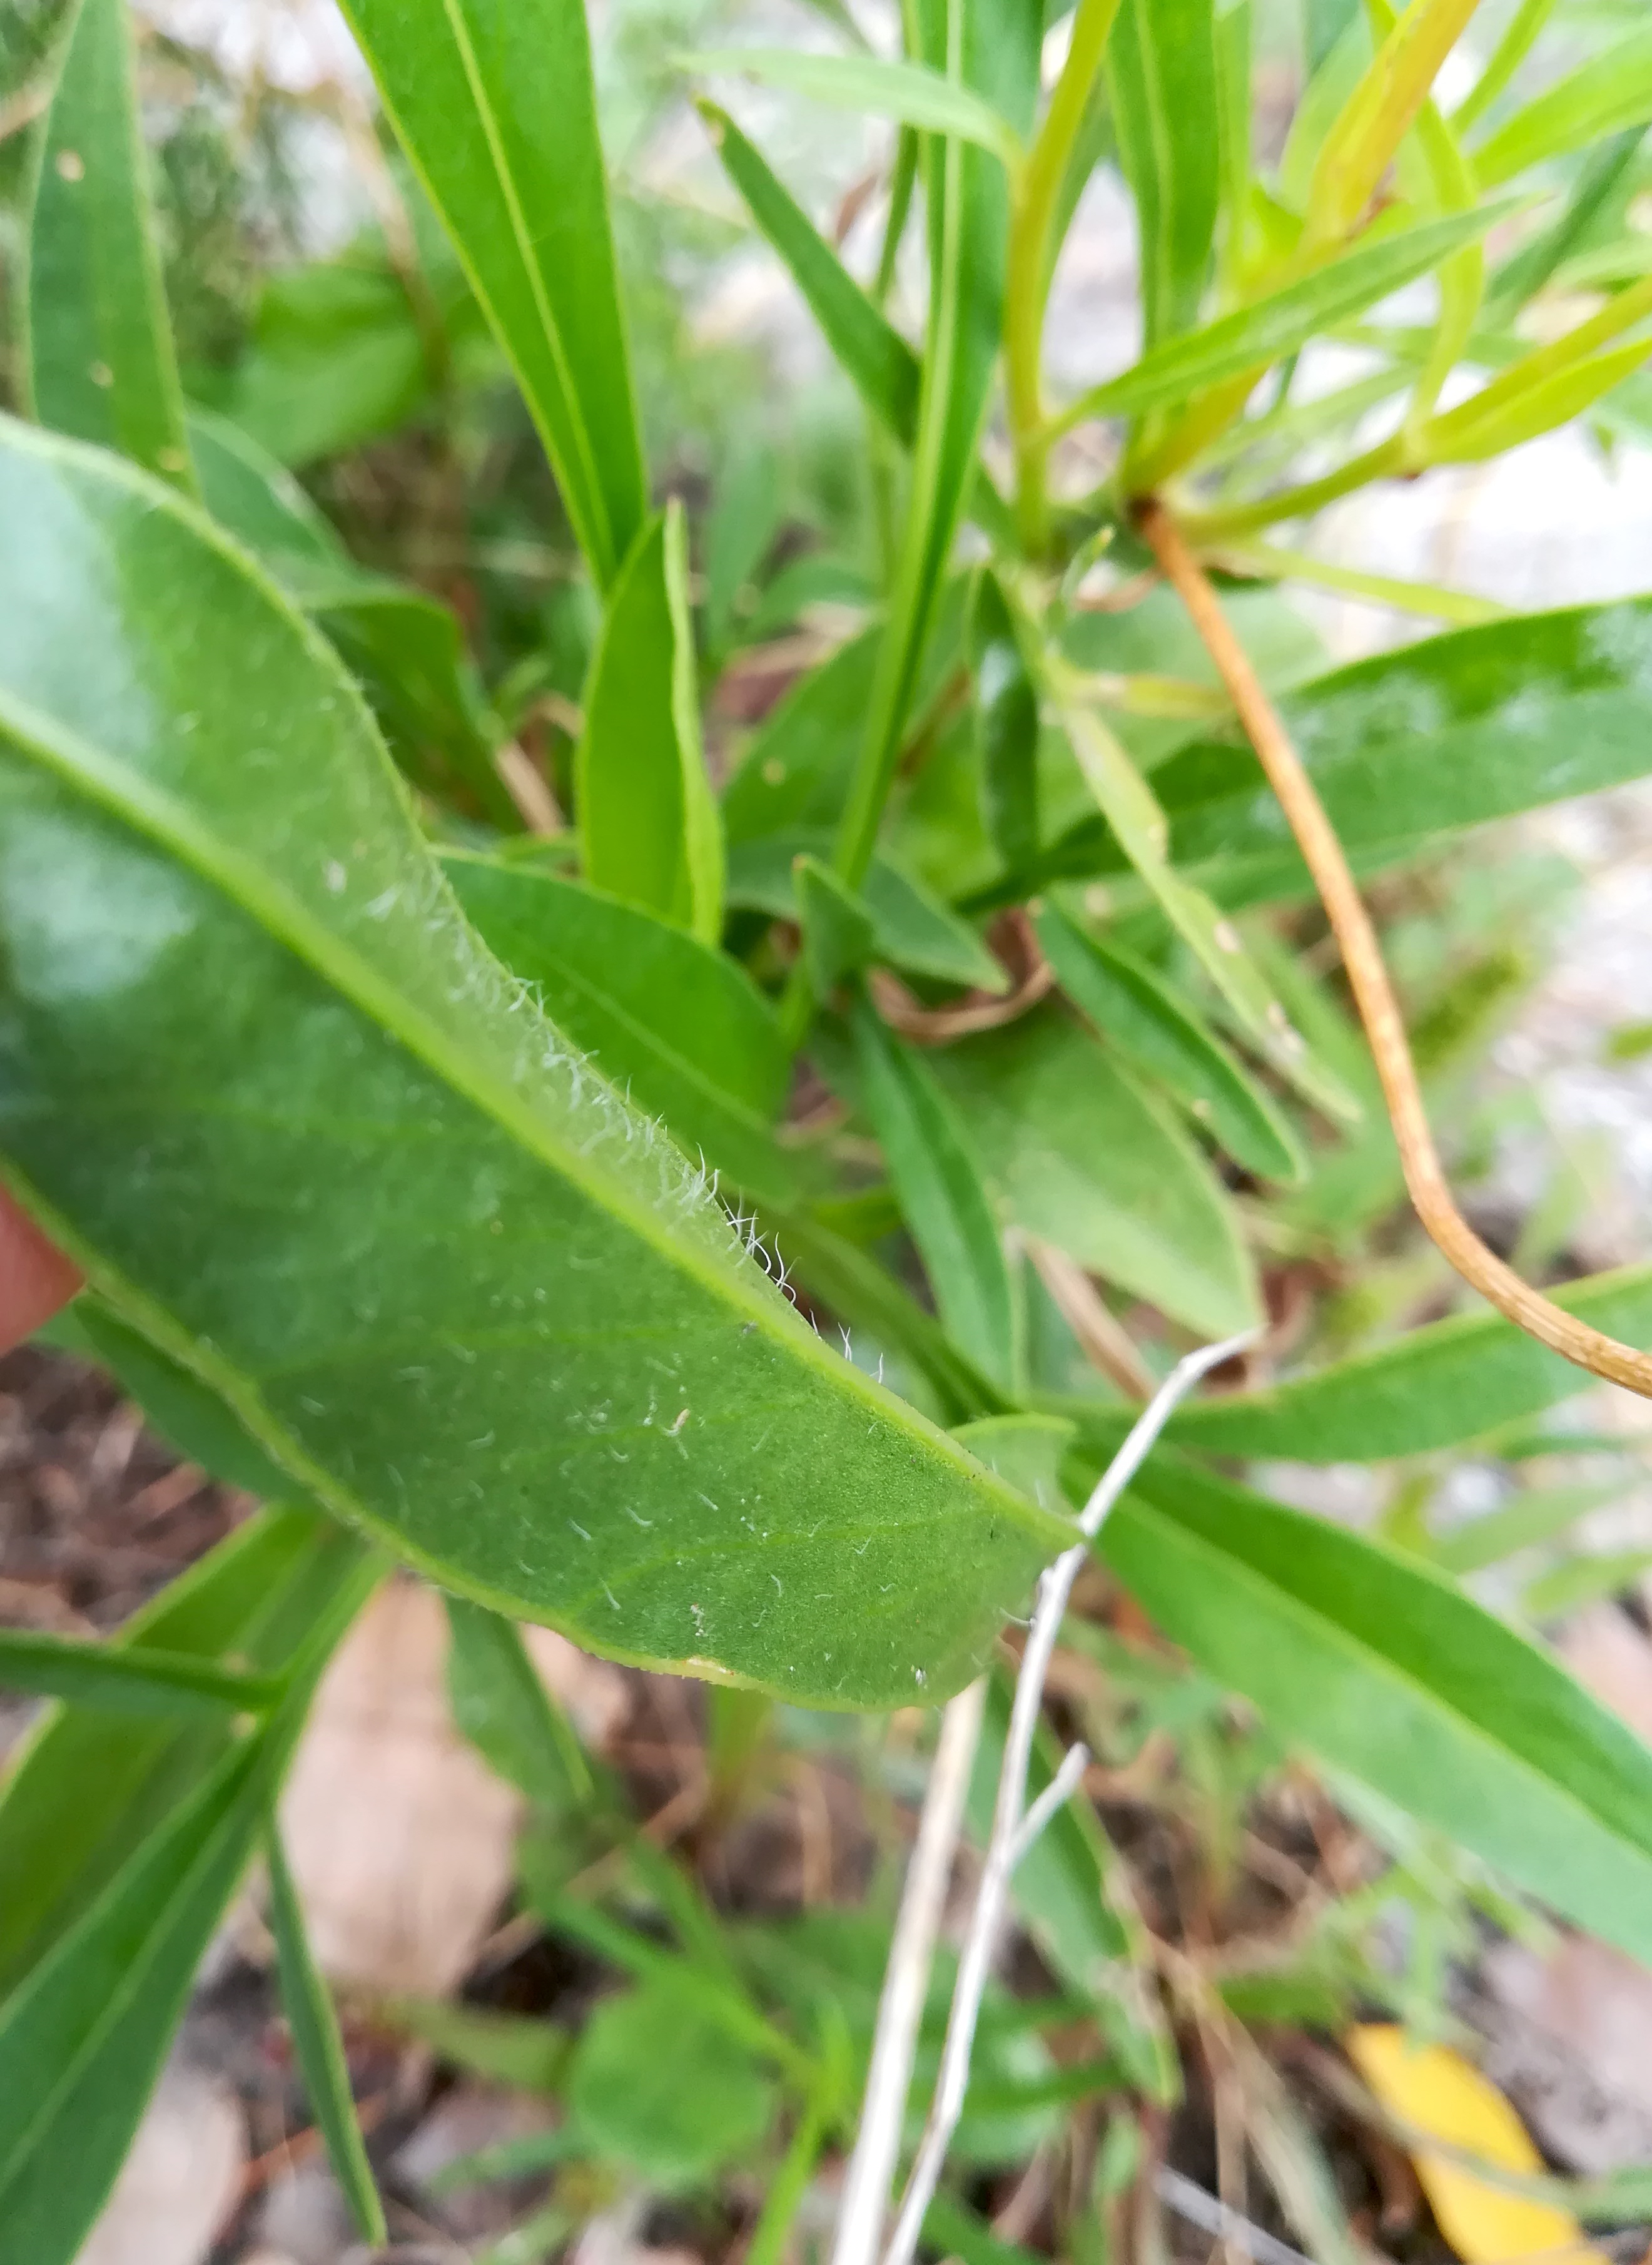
878, 1330, 1257, 2265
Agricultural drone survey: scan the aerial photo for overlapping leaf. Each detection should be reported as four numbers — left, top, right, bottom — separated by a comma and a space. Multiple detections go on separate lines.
0, 421, 1062, 1707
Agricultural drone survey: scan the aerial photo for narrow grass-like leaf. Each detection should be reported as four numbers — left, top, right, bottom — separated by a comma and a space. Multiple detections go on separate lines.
1153, 1264, 1652, 1463
1035, 905, 1304, 1184
186, 406, 340, 559
0, 1552, 375, 2265
698, 101, 921, 445
0, 1629, 278, 1720
685, 48, 1023, 168
833, 0, 1042, 890
268, 1821, 387, 2247
577, 503, 724, 944
1105, 0, 1220, 346
1101, 1456, 1652, 1966
1050, 681, 1356, 1121
1053, 202, 1514, 433
0, 422, 1061, 1708
1436, 1481, 1624, 1577
446, 1595, 595, 1811
24, 0, 193, 488
266, 1830, 387, 2243
442, 853, 801, 1206
335, 0, 646, 589
0, 1508, 370, 2002
1472, 26, 1652, 190
853, 999, 1018, 1387
1486, 130, 1645, 318
929, 1008, 1260, 1339
1424, 338, 1652, 464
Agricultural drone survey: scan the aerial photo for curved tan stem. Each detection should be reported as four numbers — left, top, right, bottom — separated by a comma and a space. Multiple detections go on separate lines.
1137, 495, 1652, 1403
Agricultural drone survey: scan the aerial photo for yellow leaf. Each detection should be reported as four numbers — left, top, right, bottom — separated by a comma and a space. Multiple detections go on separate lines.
1346, 2025, 1608, 2265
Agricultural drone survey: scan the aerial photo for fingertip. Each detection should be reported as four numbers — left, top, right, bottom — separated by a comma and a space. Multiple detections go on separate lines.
0, 1192, 83, 1355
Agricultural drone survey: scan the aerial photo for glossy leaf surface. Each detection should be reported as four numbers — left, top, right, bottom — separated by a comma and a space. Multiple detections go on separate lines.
24, 0, 193, 488
1035, 906, 1304, 1184
335, 0, 646, 588
854, 1000, 1018, 1387
442, 854, 800, 1206
929, 1009, 1260, 1338
577, 504, 724, 943
1102, 1457, 1652, 1965
0, 424, 1060, 1706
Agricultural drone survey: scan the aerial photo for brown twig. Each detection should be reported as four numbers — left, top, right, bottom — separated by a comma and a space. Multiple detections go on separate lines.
1137, 496, 1652, 1403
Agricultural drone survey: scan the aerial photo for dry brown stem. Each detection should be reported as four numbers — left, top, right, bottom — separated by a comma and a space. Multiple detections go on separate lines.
1137, 496, 1652, 1401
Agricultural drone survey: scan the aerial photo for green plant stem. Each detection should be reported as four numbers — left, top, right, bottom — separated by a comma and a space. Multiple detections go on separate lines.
1175, 432, 1404, 541
1003, 0, 1124, 553
869, 128, 920, 585
1451, 0, 1559, 136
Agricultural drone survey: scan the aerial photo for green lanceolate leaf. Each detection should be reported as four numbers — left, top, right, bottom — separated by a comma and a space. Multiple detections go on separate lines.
929, 1007, 1260, 1339
796, 855, 877, 995
187, 409, 514, 828
0, 1507, 371, 2002
727, 830, 1005, 995
1472, 26, 1652, 190
577, 503, 724, 944
0, 1629, 278, 1720
1106, 0, 1219, 348
698, 101, 920, 445
1436, 1480, 1624, 1577
1101, 1456, 1652, 1967
335, 0, 646, 589
24, 0, 194, 489
442, 853, 801, 1206
266, 1830, 387, 2244
0, 1736, 265, 2265
1160, 1263, 1652, 1463
834, 0, 1042, 889
1034, 905, 1304, 1184
685, 48, 1023, 168
1054, 202, 1516, 433
0, 423, 1062, 1708
853, 999, 1018, 1388
1049, 685, 1355, 1121
1067, 598, 1652, 907
0, 1539, 377, 2265
445, 1596, 594, 1811
970, 570, 1040, 872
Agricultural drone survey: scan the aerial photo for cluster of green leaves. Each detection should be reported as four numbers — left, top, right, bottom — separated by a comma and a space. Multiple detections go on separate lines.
7, 0, 1652, 2252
